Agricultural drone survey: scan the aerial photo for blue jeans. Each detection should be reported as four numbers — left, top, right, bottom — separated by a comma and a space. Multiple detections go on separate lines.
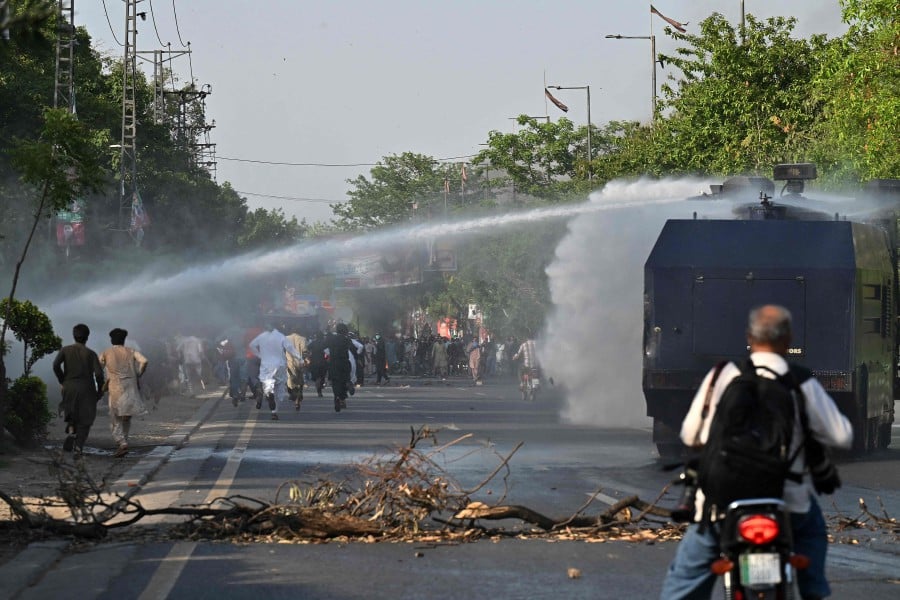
659, 497, 830, 599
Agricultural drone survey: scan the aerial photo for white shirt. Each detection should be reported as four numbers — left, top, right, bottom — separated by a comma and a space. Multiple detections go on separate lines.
349, 338, 363, 383
176, 336, 204, 364
682, 351, 853, 516
249, 328, 301, 369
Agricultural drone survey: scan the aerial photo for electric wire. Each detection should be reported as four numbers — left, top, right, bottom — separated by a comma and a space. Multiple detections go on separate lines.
147, 0, 168, 47
171, 0, 188, 47
218, 154, 477, 167
235, 191, 341, 204
100, 0, 124, 46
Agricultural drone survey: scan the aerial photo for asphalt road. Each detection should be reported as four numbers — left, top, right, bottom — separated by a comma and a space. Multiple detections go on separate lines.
6, 378, 900, 599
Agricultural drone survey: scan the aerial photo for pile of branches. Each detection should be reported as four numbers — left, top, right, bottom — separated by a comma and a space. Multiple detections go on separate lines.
0, 425, 681, 544
828, 497, 899, 545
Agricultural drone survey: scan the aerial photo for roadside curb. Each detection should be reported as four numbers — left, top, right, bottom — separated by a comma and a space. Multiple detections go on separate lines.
0, 393, 222, 599
0, 541, 68, 598
108, 393, 222, 499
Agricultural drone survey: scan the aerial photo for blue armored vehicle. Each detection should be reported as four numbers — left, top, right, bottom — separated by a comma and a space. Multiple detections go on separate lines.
643, 164, 899, 458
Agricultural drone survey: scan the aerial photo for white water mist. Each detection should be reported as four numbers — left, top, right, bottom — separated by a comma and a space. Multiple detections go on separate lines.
42, 195, 686, 328
541, 178, 717, 428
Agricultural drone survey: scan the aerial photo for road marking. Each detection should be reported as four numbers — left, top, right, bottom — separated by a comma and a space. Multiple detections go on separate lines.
137, 542, 196, 600
201, 412, 258, 507
139, 410, 258, 599
587, 491, 621, 506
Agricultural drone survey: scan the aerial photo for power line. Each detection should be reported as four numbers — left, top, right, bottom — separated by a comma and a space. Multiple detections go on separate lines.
218, 154, 477, 167
101, 0, 124, 46
187, 41, 194, 84
147, 0, 169, 47
171, 0, 188, 47
235, 191, 342, 204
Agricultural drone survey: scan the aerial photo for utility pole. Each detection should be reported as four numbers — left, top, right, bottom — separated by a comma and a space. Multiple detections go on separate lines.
139, 46, 216, 178
546, 86, 593, 183
605, 34, 656, 121
119, 0, 140, 234
53, 0, 76, 114
741, 0, 746, 44
52, 0, 77, 253
138, 46, 190, 124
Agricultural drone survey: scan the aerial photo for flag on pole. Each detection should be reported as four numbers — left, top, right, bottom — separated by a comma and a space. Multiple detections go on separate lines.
650, 5, 687, 33
461, 163, 468, 184
444, 178, 450, 194
544, 88, 569, 113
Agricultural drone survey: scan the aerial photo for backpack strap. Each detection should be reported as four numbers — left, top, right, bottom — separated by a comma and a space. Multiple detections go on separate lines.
696, 360, 729, 439
782, 364, 814, 482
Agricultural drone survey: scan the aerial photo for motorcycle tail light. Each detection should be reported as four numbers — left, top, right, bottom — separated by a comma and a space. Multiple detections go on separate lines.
789, 554, 810, 570
710, 557, 734, 575
738, 514, 780, 545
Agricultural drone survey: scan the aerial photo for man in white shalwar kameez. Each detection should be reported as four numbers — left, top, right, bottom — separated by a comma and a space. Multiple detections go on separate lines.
99, 328, 149, 457
249, 323, 302, 420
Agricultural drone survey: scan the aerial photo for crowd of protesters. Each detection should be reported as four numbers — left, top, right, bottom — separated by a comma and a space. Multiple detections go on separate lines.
52, 313, 538, 455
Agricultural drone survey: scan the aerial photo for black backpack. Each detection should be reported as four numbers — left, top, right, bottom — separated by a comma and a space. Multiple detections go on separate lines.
697, 359, 810, 519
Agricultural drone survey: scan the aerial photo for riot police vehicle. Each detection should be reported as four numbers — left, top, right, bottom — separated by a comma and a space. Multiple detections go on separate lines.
643, 163, 899, 458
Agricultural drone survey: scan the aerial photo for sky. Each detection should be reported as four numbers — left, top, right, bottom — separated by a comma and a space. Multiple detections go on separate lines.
76, 1, 849, 224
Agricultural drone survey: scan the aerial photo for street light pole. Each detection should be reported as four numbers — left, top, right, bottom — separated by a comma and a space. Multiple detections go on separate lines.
547, 85, 592, 183
605, 34, 657, 120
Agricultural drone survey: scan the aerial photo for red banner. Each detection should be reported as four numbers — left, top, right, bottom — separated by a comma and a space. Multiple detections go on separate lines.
651, 5, 687, 33
545, 88, 569, 113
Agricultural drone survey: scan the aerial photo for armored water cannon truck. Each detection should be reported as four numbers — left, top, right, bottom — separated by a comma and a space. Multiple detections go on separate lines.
643, 163, 899, 459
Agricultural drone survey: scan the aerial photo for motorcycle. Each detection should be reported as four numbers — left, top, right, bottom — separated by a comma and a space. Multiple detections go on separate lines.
712, 498, 809, 600
521, 367, 540, 401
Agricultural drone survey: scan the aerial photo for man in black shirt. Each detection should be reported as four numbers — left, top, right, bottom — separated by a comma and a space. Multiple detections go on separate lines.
324, 323, 353, 412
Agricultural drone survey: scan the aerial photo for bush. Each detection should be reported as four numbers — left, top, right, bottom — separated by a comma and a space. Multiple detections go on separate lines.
5, 375, 52, 447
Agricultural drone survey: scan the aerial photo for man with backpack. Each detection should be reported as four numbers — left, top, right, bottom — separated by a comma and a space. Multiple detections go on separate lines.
660, 305, 853, 600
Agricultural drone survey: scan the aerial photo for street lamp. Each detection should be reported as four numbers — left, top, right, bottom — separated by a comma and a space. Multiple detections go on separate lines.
605, 34, 657, 120
547, 85, 592, 183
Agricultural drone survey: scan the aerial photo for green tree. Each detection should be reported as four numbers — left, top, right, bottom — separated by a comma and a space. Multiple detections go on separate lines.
1, 108, 104, 445
237, 206, 308, 250
473, 116, 583, 199
655, 13, 827, 175
424, 224, 564, 339
589, 120, 657, 181
4, 375, 51, 447
0, 298, 61, 375
335, 152, 447, 229
808, 0, 900, 181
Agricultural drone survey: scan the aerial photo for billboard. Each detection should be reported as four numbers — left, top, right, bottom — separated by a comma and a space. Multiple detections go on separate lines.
56, 198, 85, 246
424, 239, 457, 272
332, 246, 424, 290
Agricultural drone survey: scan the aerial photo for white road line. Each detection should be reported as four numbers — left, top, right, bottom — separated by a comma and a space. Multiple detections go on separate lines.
137, 542, 196, 600
139, 411, 258, 599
